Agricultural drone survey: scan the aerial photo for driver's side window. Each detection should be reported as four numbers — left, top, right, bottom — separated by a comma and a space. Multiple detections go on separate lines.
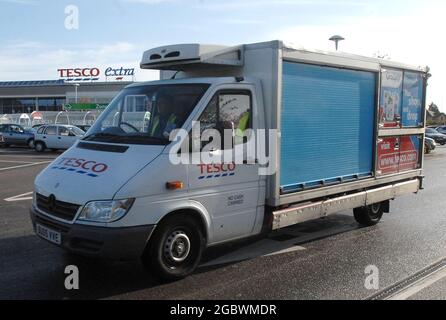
197, 90, 252, 150
198, 95, 218, 135
10, 125, 23, 133
59, 127, 69, 136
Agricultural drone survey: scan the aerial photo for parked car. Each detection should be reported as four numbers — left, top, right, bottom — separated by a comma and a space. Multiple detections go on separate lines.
34, 125, 85, 152
434, 125, 446, 135
30, 123, 45, 131
0, 123, 35, 148
425, 137, 436, 154
425, 128, 446, 145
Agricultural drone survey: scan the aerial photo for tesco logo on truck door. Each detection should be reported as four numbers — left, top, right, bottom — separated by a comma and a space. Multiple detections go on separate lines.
51, 158, 109, 178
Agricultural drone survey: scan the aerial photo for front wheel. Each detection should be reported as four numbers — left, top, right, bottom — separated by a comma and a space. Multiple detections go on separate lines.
142, 215, 204, 281
354, 202, 384, 226
34, 141, 46, 152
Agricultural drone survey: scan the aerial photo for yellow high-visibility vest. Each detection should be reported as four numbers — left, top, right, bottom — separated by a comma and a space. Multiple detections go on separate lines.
151, 114, 177, 136
236, 112, 250, 135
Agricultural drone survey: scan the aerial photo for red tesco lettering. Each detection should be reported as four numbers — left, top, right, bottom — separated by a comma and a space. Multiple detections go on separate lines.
58, 68, 100, 78
58, 158, 108, 173
198, 163, 236, 174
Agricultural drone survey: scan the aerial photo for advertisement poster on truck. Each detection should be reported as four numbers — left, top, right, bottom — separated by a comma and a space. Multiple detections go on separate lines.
380, 69, 403, 127
402, 72, 424, 127
378, 135, 421, 175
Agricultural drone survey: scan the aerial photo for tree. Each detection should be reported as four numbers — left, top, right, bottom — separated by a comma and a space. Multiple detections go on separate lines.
429, 103, 440, 116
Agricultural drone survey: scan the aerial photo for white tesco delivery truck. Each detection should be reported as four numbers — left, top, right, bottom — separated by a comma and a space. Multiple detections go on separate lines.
31, 41, 428, 280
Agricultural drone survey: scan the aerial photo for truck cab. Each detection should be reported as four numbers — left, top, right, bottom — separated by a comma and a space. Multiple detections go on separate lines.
30, 41, 427, 280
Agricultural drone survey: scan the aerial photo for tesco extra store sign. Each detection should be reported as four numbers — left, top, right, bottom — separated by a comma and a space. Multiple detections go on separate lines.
57, 66, 135, 82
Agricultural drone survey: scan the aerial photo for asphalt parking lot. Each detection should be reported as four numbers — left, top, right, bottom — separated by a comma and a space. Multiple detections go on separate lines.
1, 146, 446, 300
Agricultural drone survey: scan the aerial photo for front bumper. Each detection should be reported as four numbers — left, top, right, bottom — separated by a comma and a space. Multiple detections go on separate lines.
433, 137, 446, 144
30, 206, 155, 260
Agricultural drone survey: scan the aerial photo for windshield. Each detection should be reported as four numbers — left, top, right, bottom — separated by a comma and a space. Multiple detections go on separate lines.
426, 128, 437, 134
70, 126, 85, 136
84, 84, 209, 145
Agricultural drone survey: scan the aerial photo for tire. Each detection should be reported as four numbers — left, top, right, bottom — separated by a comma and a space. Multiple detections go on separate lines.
27, 139, 35, 149
35, 141, 46, 152
142, 214, 204, 281
425, 143, 430, 154
354, 202, 384, 226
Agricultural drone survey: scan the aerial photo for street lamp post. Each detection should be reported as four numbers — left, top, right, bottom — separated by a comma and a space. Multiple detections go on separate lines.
329, 35, 345, 51
73, 83, 80, 104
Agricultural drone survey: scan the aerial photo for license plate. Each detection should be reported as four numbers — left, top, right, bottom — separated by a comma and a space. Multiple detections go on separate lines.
36, 224, 61, 245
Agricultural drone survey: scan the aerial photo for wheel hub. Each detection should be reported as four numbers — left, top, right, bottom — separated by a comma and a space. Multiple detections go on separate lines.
164, 231, 191, 263
371, 203, 380, 214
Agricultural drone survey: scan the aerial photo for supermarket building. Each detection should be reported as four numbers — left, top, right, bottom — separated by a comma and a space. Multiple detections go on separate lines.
0, 80, 133, 114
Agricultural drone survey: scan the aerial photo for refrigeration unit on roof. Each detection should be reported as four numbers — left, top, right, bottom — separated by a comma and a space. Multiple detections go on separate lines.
140, 43, 244, 70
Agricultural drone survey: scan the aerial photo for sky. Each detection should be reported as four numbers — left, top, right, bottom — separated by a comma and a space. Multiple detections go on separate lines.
0, 0, 445, 109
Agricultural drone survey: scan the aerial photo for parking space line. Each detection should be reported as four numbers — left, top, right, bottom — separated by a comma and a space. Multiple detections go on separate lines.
0, 160, 35, 164
4, 192, 33, 202
0, 161, 52, 172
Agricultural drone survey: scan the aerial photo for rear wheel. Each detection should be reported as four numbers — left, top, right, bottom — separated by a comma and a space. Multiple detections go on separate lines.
27, 139, 34, 149
35, 141, 46, 152
354, 202, 384, 226
142, 215, 204, 281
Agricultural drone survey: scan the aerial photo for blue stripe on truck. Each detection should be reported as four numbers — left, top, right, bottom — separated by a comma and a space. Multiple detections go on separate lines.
280, 62, 376, 193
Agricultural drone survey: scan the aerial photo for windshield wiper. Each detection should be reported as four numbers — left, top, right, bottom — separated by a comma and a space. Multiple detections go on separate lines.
122, 134, 170, 144
83, 132, 169, 145
126, 134, 169, 141
83, 132, 119, 142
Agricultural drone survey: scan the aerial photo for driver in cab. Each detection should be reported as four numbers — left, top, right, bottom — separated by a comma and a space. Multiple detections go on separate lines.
149, 96, 177, 139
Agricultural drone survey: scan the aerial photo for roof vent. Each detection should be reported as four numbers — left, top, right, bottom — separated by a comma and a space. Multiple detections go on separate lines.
164, 51, 180, 58
150, 54, 162, 60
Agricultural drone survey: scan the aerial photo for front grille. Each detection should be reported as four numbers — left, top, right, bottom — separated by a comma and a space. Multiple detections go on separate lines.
36, 193, 80, 221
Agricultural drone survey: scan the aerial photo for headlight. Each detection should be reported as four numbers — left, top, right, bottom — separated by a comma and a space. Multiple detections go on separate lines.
78, 199, 135, 223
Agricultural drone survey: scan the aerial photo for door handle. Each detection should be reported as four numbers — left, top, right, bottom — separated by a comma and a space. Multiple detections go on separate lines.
58, 137, 61, 139
209, 149, 221, 156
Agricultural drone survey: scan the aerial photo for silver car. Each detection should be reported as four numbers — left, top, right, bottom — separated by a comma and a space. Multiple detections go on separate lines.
34, 125, 85, 152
